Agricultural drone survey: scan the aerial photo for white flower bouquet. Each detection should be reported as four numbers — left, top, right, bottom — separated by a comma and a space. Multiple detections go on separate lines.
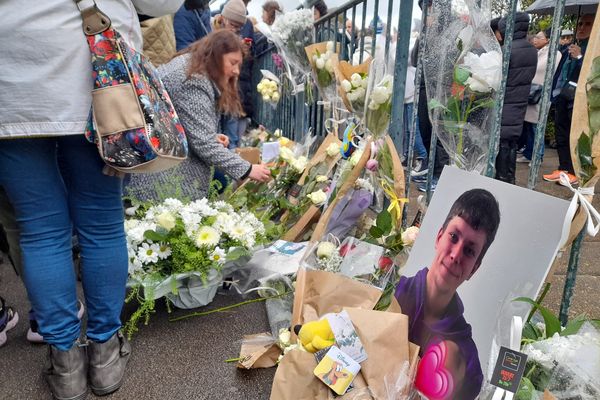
270, 9, 315, 90
124, 198, 265, 336
257, 69, 281, 106
341, 73, 368, 114
305, 41, 339, 103
365, 74, 394, 137
424, 0, 502, 172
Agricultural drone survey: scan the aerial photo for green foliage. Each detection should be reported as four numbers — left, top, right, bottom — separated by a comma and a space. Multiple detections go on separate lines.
514, 297, 562, 339
124, 285, 157, 340
365, 209, 405, 257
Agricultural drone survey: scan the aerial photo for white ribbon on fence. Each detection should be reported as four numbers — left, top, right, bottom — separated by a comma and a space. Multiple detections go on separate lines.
558, 172, 600, 248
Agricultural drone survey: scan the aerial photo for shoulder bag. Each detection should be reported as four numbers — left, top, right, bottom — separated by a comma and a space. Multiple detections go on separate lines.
75, 0, 188, 173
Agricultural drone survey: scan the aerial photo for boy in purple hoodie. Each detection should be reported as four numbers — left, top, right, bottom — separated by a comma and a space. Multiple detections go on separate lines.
395, 189, 501, 399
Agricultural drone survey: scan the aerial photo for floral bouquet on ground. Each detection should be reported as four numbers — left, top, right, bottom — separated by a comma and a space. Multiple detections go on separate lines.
270, 8, 315, 93
124, 198, 265, 337
424, 0, 502, 172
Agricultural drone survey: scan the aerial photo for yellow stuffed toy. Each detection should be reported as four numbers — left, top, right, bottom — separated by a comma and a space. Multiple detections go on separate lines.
293, 319, 335, 353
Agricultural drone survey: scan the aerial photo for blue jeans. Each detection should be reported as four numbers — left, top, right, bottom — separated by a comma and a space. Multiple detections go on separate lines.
0, 135, 128, 350
403, 103, 428, 160
522, 122, 544, 161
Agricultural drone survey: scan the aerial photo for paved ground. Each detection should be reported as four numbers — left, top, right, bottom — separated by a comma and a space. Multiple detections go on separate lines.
0, 150, 598, 400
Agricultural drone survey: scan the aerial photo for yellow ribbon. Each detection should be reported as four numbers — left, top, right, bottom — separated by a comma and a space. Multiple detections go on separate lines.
380, 180, 408, 221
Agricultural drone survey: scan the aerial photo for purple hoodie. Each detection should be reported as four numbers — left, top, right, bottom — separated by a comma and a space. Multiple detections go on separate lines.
395, 268, 483, 400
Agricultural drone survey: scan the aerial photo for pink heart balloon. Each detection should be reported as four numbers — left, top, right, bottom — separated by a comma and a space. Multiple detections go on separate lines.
415, 341, 454, 400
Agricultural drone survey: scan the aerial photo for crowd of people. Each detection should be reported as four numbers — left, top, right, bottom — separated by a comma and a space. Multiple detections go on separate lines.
0, 0, 595, 399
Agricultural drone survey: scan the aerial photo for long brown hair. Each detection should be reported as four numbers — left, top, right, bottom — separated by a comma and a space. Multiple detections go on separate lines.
180, 30, 244, 117
262, 1, 282, 25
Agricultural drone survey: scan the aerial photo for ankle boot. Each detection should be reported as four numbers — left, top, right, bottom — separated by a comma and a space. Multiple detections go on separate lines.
44, 342, 88, 400
88, 331, 131, 396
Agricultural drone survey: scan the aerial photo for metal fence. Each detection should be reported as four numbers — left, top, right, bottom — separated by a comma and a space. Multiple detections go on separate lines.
250, 0, 587, 323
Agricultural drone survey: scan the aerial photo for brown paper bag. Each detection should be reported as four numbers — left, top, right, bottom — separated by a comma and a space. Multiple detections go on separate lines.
543, 390, 557, 400
270, 350, 329, 400
295, 133, 342, 188
564, 12, 600, 247
281, 205, 321, 242
345, 308, 410, 400
235, 147, 261, 164
310, 138, 373, 242
291, 268, 383, 331
237, 333, 281, 369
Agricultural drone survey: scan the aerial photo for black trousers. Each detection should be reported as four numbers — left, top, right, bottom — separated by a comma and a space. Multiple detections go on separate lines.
495, 139, 518, 184
554, 95, 575, 173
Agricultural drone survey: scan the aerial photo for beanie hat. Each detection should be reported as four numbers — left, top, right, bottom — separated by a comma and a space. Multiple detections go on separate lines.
222, 0, 247, 25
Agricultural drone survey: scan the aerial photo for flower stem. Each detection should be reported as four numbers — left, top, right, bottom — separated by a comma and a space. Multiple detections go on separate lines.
168, 291, 291, 322
225, 357, 242, 363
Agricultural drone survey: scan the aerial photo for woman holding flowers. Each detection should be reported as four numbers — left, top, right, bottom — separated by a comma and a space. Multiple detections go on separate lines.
128, 30, 271, 201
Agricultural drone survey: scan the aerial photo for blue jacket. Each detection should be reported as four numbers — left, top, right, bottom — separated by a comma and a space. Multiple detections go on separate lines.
174, 5, 212, 51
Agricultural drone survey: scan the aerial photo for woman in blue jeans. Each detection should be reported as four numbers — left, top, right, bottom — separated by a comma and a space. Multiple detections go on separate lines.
0, 1, 182, 399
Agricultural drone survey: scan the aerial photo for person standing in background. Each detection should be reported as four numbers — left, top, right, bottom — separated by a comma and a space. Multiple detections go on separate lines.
543, 14, 594, 185
517, 29, 562, 165
174, 0, 212, 51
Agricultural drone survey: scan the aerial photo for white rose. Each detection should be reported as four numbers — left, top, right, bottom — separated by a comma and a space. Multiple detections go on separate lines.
326, 143, 340, 157
156, 211, 176, 231
273, 129, 282, 138
341, 79, 352, 93
257, 82, 265, 91
351, 73, 362, 87
361, 77, 369, 89
279, 146, 295, 162
312, 54, 318, 62
401, 226, 420, 246
292, 156, 308, 173
307, 189, 327, 205
371, 87, 390, 104
271, 92, 280, 102
347, 91, 358, 102
316, 58, 325, 70
262, 94, 271, 102
316, 241, 336, 259
354, 86, 366, 100
316, 175, 328, 183
462, 51, 502, 93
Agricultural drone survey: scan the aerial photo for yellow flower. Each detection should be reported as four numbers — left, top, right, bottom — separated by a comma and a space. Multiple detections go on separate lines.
156, 211, 176, 231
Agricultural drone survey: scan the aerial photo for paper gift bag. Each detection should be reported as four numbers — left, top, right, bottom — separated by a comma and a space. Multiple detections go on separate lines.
344, 308, 411, 400
270, 349, 330, 400
291, 268, 383, 330
237, 333, 281, 369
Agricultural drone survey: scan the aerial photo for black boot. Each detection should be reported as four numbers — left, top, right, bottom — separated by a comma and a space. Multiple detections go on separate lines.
495, 139, 517, 184
88, 332, 131, 396
44, 342, 88, 400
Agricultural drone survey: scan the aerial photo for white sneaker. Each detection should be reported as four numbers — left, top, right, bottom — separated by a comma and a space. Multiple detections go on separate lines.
516, 156, 530, 163
0, 299, 19, 347
410, 159, 429, 177
27, 300, 85, 344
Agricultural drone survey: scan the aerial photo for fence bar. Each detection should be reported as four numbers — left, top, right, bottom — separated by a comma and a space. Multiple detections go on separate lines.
485, 0, 519, 178
528, 0, 568, 189
559, 228, 585, 325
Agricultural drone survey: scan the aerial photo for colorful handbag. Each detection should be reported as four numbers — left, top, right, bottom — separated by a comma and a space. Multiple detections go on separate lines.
76, 0, 188, 173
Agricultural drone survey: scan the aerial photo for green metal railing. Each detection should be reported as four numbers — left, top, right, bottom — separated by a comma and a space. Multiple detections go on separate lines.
249, 0, 588, 323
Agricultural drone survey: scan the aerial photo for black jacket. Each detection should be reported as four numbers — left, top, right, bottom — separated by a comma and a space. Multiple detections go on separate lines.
498, 13, 538, 141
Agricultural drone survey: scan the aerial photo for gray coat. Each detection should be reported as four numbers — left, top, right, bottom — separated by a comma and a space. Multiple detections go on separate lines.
127, 54, 251, 201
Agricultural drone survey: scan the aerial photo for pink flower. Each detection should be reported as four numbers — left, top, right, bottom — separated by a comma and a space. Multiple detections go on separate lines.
366, 159, 379, 171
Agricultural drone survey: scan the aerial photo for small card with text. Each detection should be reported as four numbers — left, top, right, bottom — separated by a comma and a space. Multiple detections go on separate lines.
490, 346, 528, 393
325, 310, 367, 363
314, 346, 360, 396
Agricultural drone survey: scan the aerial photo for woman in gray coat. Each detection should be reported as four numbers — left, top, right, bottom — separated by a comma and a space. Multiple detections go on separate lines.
128, 30, 270, 201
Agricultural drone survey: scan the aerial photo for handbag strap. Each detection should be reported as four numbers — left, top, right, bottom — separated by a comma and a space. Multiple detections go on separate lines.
73, 0, 112, 36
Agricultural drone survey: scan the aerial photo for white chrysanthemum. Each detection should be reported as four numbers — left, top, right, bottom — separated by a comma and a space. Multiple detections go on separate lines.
212, 212, 235, 233
163, 198, 184, 212
195, 226, 221, 248
212, 200, 233, 214
210, 247, 227, 265
137, 242, 160, 265
127, 243, 137, 260
124, 219, 140, 232
127, 222, 157, 245
279, 146, 296, 163
156, 243, 172, 260
187, 198, 217, 216
128, 257, 144, 276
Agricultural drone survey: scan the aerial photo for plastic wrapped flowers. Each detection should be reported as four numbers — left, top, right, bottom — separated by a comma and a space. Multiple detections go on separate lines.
365, 74, 394, 137
124, 198, 266, 337
341, 73, 368, 113
311, 41, 335, 88
257, 78, 280, 104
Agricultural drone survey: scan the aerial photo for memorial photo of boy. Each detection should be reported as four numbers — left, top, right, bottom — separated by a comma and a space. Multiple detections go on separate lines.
395, 188, 501, 399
